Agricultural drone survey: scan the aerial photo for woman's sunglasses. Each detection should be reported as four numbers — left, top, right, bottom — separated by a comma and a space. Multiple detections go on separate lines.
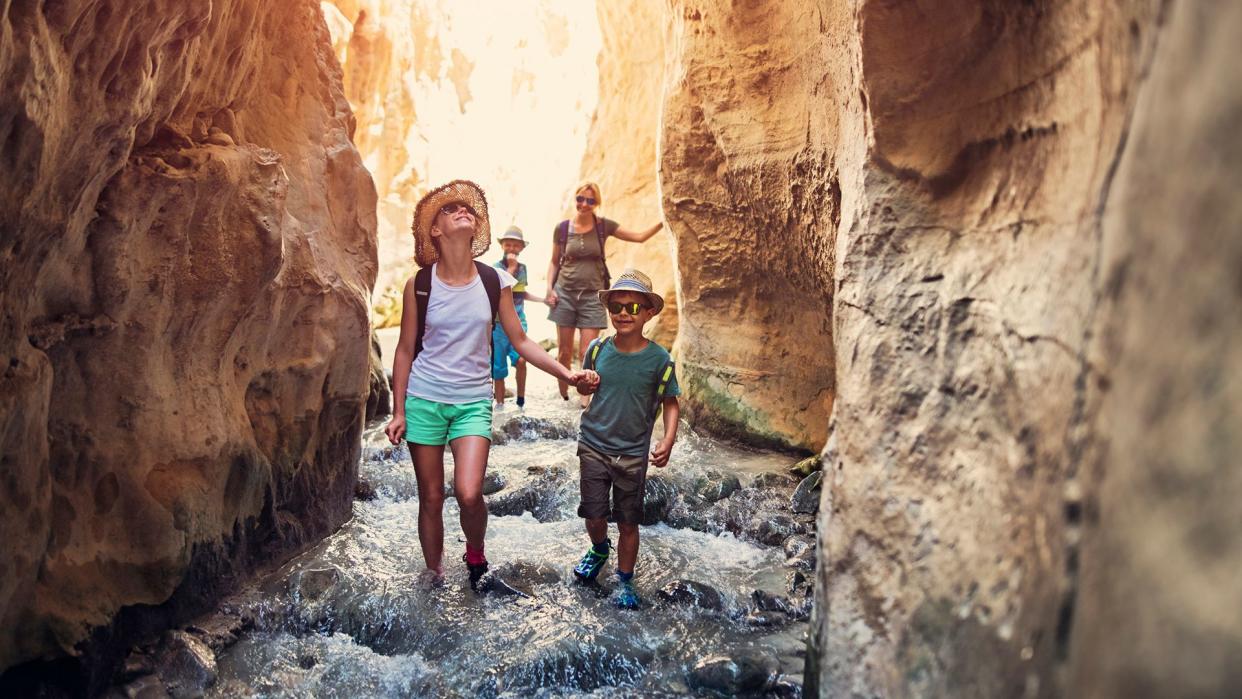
607, 301, 649, 315
575, 195, 598, 206
440, 201, 477, 217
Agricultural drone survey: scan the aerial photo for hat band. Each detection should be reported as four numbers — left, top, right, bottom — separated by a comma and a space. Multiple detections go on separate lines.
609, 280, 652, 295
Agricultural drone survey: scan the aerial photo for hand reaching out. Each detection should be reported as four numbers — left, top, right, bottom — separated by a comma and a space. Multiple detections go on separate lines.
569, 369, 600, 395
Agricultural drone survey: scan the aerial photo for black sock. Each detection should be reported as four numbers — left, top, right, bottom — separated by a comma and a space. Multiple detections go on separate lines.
592, 538, 610, 555
516, 396, 525, 407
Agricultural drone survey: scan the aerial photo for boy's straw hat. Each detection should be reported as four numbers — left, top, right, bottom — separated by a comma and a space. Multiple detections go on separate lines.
597, 269, 664, 315
411, 180, 490, 268
497, 225, 526, 248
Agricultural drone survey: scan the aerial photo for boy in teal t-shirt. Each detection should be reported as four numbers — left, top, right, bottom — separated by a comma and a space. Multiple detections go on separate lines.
572, 269, 680, 609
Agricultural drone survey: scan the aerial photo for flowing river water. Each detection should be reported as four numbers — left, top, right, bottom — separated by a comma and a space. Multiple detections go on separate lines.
201, 373, 817, 698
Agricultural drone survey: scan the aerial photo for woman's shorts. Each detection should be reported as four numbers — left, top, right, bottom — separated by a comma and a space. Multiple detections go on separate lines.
404, 395, 492, 446
548, 285, 608, 329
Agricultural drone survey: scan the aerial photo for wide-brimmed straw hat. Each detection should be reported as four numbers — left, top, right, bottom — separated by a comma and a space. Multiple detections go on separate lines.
597, 269, 664, 315
497, 225, 526, 248
411, 179, 490, 268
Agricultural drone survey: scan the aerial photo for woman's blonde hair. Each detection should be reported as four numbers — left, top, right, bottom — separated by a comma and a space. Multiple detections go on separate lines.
575, 181, 602, 207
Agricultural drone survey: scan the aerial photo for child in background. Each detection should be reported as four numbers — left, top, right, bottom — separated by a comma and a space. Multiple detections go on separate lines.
491, 226, 547, 411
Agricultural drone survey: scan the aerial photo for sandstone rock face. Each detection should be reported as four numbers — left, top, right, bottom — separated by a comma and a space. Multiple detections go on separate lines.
0, 0, 376, 680
581, 0, 677, 347
1067, 3, 1242, 696
659, 2, 839, 452
655, 0, 1238, 695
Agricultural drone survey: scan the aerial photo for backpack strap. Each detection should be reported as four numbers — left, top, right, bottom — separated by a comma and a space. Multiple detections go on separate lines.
583, 336, 610, 371
651, 358, 675, 419
555, 220, 570, 270
413, 266, 433, 358
595, 218, 611, 290
475, 261, 501, 319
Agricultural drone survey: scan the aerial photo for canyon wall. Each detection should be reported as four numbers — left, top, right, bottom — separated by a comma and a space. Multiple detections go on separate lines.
658, 0, 1238, 696
0, 0, 376, 683
659, 2, 839, 452
580, 0, 676, 347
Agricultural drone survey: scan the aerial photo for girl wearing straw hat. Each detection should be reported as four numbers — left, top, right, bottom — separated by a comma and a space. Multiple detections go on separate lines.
385, 180, 599, 589
546, 182, 664, 405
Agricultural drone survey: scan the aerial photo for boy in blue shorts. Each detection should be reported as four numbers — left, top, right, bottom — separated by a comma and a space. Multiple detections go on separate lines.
571, 269, 680, 609
492, 226, 547, 410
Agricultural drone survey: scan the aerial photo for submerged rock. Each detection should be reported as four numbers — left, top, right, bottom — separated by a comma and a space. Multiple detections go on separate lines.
487, 468, 571, 522
745, 513, 805, 547
289, 567, 342, 602
691, 469, 742, 503
495, 561, 562, 587
688, 651, 778, 694
657, 580, 727, 613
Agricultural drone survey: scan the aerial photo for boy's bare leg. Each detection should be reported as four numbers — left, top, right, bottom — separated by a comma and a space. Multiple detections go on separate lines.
556, 325, 577, 399
585, 517, 609, 545
493, 378, 505, 404
410, 443, 447, 573
515, 358, 527, 404
577, 327, 601, 408
449, 436, 491, 552
617, 522, 640, 573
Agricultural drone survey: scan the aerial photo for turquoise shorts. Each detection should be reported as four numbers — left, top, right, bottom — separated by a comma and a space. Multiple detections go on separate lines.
403, 395, 493, 446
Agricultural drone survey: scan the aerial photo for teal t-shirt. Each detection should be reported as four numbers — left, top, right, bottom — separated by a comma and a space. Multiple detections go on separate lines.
579, 339, 681, 457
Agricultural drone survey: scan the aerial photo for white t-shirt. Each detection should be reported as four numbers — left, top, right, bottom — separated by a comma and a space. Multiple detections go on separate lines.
408, 264, 517, 403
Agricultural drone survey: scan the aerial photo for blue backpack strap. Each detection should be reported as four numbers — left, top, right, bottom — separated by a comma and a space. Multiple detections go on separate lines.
413, 266, 432, 358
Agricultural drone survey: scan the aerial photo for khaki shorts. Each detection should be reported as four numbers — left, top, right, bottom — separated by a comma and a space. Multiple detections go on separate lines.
548, 285, 608, 329
577, 442, 649, 524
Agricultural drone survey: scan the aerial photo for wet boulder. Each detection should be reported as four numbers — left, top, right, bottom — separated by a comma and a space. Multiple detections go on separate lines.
745, 513, 805, 547
783, 535, 816, 570
657, 579, 727, 613
487, 468, 570, 522
790, 471, 823, 514
641, 474, 679, 525
742, 610, 788, 627
154, 631, 217, 699
690, 469, 742, 503
491, 414, 578, 444
750, 589, 794, 614
753, 472, 798, 490
688, 651, 779, 695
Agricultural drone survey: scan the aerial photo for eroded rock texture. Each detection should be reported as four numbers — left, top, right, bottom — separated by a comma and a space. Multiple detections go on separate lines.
581, 0, 677, 347
0, 0, 376, 681
658, 0, 1238, 696
660, 3, 839, 452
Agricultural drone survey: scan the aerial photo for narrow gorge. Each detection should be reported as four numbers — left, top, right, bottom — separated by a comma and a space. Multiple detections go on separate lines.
2, 1, 1238, 697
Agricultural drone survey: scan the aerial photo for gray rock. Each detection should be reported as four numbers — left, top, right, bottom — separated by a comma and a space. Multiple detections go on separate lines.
754, 472, 798, 490
688, 651, 779, 694
657, 579, 727, 612
155, 631, 217, 699
750, 589, 794, 614
746, 512, 805, 546
742, 610, 788, 627
691, 469, 742, 503
496, 560, 562, 586
790, 471, 823, 514
641, 474, 678, 525
783, 534, 816, 570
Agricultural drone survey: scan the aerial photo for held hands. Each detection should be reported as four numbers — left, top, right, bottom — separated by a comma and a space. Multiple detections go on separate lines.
546, 288, 559, 308
569, 369, 600, 395
384, 414, 405, 445
651, 438, 674, 468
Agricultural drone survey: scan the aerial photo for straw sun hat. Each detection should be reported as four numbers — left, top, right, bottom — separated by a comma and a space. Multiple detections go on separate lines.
411, 179, 491, 268
597, 269, 665, 315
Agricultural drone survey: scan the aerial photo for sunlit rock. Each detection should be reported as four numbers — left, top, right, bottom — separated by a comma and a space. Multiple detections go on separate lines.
0, 0, 376, 679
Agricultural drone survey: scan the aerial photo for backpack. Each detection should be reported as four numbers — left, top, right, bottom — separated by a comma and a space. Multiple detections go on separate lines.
583, 336, 675, 422
556, 218, 611, 289
413, 261, 501, 360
